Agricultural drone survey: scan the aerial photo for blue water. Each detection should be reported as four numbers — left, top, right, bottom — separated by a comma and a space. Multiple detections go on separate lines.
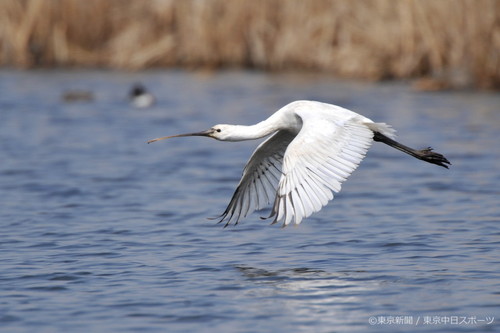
1, 69, 499, 332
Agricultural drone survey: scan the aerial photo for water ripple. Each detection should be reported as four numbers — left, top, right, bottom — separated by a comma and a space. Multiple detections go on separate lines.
0, 69, 498, 333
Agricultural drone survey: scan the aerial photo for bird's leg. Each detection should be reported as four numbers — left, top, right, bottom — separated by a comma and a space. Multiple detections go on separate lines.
373, 132, 451, 169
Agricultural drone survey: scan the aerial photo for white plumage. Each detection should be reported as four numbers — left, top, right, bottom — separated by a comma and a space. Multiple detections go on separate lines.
148, 100, 449, 227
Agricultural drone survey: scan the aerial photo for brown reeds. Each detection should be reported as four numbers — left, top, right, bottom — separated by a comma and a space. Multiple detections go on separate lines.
0, 0, 498, 89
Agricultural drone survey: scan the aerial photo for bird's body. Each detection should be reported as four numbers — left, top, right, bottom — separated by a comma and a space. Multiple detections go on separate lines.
130, 83, 155, 108
148, 101, 450, 227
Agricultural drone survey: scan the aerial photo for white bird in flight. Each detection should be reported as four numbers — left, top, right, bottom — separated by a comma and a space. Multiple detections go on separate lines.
148, 101, 450, 227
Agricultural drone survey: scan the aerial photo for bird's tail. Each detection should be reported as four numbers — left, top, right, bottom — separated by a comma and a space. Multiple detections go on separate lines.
366, 122, 397, 139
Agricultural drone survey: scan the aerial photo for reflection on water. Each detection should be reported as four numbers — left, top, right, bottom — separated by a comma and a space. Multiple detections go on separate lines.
0, 69, 499, 333
236, 266, 377, 330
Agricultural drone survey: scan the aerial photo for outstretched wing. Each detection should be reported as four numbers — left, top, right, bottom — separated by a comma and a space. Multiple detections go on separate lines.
269, 118, 374, 226
215, 130, 297, 226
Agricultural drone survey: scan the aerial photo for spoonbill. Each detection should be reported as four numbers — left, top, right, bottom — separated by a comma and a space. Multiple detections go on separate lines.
148, 101, 450, 227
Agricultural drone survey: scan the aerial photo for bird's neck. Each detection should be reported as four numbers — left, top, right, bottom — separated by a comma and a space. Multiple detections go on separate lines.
226, 120, 280, 141
224, 110, 300, 141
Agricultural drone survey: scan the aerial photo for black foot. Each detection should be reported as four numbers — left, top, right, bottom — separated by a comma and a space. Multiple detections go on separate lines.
416, 147, 451, 169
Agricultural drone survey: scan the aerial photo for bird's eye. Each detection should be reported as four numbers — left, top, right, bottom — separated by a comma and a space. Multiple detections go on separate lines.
216, 129, 221, 133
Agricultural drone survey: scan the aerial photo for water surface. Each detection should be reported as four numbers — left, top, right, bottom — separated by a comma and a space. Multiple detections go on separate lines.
0, 69, 499, 332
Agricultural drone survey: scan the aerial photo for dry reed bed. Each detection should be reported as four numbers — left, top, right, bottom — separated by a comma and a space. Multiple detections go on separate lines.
0, 0, 498, 89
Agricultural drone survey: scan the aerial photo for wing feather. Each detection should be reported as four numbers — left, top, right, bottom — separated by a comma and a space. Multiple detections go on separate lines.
215, 130, 296, 226
269, 118, 374, 226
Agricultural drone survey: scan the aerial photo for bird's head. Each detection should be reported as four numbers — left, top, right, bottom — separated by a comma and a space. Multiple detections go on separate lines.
147, 124, 237, 144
